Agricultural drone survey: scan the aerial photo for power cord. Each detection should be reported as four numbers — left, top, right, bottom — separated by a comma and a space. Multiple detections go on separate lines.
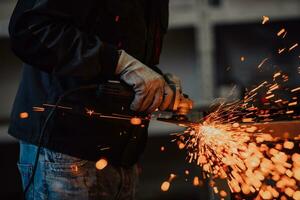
23, 85, 97, 198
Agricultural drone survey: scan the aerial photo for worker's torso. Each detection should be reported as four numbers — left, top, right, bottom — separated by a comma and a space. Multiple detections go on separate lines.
76, 0, 169, 66
9, 0, 169, 165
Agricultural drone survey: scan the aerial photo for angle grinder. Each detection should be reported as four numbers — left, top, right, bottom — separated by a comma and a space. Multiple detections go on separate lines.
96, 80, 194, 124
37, 79, 194, 126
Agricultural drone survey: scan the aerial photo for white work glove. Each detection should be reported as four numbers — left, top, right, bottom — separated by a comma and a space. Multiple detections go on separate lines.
116, 50, 174, 113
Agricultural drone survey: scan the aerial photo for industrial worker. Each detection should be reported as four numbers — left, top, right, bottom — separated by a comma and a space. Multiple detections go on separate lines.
8, 0, 178, 199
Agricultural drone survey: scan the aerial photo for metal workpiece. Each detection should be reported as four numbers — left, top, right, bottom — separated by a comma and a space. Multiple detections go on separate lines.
253, 120, 300, 139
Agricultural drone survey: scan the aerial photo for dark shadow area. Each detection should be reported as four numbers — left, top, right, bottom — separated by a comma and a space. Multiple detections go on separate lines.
138, 135, 210, 200
0, 142, 22, 199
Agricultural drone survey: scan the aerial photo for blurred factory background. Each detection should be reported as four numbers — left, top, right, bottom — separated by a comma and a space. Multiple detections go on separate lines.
0, 0, 300, 199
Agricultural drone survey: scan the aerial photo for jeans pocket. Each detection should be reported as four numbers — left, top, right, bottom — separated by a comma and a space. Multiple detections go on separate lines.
17, 163, 34, 200
44, 148, 87, 163
43, 149, 88, 176
44, 160, 88, 177
43, 159, 93, 199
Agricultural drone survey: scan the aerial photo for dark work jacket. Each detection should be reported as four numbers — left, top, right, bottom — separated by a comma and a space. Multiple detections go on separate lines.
8, 0, 169, 166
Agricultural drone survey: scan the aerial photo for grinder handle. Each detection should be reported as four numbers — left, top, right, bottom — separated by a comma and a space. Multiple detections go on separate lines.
96, 80, 134, 100
97, 80, 193, 115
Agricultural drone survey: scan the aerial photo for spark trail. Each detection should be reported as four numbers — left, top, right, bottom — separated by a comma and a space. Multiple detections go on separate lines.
172, 71, 300, 199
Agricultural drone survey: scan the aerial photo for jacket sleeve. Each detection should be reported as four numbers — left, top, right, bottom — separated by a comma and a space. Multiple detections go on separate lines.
9, 0, 118, 80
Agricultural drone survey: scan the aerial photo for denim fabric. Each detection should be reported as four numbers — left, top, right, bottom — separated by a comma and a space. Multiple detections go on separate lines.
18, 141, 139, 200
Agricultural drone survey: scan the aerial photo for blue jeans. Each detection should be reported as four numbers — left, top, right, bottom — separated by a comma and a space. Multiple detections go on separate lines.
18, 141, 139, 200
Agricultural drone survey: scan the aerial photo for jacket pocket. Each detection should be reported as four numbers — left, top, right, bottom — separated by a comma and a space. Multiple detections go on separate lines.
17, 163, 34, 199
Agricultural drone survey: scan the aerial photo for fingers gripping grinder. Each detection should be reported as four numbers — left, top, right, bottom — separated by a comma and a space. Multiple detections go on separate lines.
96, 75, 193, 124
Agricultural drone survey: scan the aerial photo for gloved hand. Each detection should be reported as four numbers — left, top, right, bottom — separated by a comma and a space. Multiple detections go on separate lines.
116, 50, 174, 113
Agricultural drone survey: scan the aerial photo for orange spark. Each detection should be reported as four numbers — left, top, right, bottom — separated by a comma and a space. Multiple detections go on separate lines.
258, 58, 269, 68
268, 84, 279, 93
283, 141, 294, 150
286, 110, 294, 114
282, 31, 288, 38
288, 102, 298, 107
285, 188, 295, 197
262, 16, 270, 24
265, 94, 275, 100
193, 176, 201, 186
278, 48, 286, 54
289, 43, 298, 51
260, 190, 272, 199
213, 186, 219, 194
33, 107, 45, 112
70, 164, 79, 173
130, 117, 142, 125
250, 81, 268, 93
96, 158, 108, 170
243, 118, 254, 123
232, 123, 240, 128
85, 108, 94, 116
293, 168, 300, 181
178, 142, 185, 149
291, 87, 300, 93
169, 174, 176, 181
293, 191, 300, 200
277, 28, 286, 37
220, 190, 227, 197
19, 112, 29, 119
161, 181, 170, 192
